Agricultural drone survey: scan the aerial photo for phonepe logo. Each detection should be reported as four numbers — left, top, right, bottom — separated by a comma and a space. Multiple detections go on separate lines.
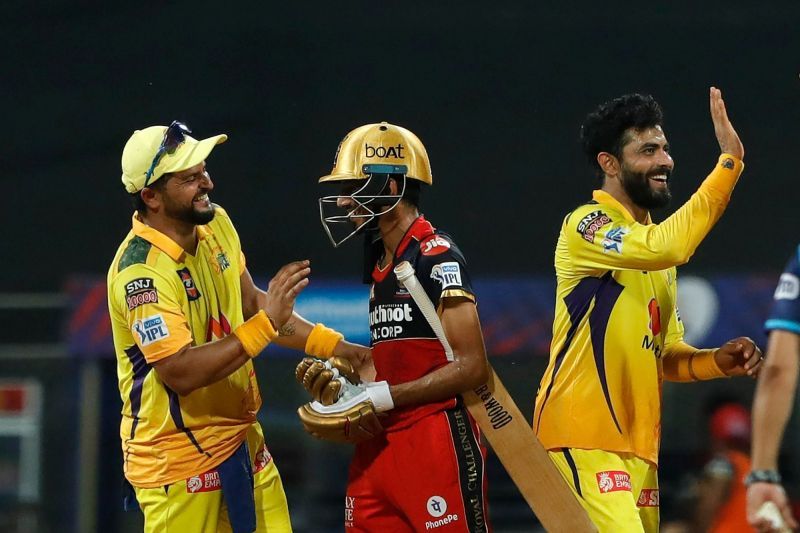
365, 143, 405, 159
132, 314, 170, 346
370, 303, 413, 341
425, 496, 459, 530
430, 262, 462, 289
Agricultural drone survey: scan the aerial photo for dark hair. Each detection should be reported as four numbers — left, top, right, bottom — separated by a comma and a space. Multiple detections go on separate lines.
128, 173, 170, 213
580, 94, 664, 178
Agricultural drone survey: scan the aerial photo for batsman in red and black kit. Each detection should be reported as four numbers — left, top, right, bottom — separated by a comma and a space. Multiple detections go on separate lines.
296, 122, 493, 532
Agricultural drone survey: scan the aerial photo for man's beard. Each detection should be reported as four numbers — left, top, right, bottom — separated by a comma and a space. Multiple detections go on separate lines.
164, 197, 216, 225
620, 166, 672, 210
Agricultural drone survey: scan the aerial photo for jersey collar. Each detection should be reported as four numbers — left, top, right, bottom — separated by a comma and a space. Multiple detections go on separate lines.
395, 215, 436, 258
591, 190, 652, 224
131, 213, 212, 262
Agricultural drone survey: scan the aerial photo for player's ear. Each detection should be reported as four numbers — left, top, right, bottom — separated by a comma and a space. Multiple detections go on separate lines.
597, 152, 620, 179
140, 187, 161, 211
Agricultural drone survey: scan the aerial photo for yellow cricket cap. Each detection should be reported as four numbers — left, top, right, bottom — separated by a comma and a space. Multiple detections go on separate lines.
121, 125, 227, 193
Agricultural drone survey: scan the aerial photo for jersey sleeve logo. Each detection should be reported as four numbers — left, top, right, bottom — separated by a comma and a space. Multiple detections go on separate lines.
576, 210, 611, 243
132, 314, 170, 346
774, 273, 800, 300
596, 470, 632, 493
430, 262, 462, 288
601, 226, 627, 254
637, 489, 659, 507
124, 278, 158, 310
421, 235, 451, 256
177, 268, 202, 301
186, 469, 221, 493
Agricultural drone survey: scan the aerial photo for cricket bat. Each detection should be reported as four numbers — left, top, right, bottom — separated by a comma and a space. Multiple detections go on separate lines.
394, 262, 596, 532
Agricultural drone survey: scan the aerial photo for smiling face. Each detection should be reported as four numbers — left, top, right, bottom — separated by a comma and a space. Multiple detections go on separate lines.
617, 125, 674, 210
159, 161, 216, 224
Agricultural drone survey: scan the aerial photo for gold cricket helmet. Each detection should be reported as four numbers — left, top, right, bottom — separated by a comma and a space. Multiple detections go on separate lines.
319, 122, 432, 184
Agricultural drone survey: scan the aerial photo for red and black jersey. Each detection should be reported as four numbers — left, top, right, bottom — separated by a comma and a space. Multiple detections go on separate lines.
370, 216, 475, 430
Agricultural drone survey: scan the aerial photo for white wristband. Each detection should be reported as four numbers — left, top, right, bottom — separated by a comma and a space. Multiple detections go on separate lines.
366, 381, 394, 412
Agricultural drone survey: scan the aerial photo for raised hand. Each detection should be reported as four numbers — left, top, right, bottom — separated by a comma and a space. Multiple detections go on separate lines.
710, 86, 744, 160
263, 260, 310, 327
747, 482, 797, 532
714, 337, 763, 377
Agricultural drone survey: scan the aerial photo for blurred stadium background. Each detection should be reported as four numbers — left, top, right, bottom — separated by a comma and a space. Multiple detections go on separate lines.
2, 1, 799, 531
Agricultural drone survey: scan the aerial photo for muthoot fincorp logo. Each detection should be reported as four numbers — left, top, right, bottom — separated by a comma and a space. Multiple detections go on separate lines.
369, 303, 413, 326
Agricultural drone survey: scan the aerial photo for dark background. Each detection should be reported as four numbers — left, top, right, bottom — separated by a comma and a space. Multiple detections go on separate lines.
2, 1, 800, 531
3, 1, 799, 290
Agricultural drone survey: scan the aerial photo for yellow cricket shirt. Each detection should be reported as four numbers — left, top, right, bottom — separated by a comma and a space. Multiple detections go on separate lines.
533, 155, 743, 465
107, 206, 258, 488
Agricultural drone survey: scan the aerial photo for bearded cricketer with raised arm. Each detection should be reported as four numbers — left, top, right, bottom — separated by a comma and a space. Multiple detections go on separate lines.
533, 88, 763, 532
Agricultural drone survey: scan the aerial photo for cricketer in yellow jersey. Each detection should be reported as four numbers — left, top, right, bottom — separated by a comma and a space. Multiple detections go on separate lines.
533, 89, 763, 533
108, 121, 371, 533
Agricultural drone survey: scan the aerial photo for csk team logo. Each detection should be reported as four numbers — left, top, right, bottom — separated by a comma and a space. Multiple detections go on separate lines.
596, 471, 631, 493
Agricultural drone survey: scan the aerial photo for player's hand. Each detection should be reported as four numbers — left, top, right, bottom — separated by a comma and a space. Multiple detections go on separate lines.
295, 356, 361, 405
263, 260, 310, 327
710, 86, 744, 160
333, 342, 374, 380
714, 337, 763, 377
747, 482, 797, 532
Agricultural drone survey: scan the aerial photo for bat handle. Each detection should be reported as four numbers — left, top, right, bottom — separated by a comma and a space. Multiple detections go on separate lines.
393, 261, 454, 361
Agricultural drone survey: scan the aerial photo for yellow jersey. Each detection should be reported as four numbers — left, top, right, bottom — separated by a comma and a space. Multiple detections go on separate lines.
107, 206, 259, 488
534, 155, 743, 465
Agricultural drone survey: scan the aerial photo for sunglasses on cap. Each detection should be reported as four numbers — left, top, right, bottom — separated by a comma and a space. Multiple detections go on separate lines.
143, 120, 191, 188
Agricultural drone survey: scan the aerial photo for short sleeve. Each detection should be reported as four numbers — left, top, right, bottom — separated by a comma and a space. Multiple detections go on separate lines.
110, 265, 194, 363
416, 233, 475, 309
765, 245, 800, 335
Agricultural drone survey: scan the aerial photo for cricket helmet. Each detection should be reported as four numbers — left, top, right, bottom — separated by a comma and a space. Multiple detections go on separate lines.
319, 122, 432, 185
319, 122, 432, 247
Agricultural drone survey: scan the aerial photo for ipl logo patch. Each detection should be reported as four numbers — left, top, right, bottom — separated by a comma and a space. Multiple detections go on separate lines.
132, 314, 170, 347
602, 226, 627, 254
430, 262, 462, 289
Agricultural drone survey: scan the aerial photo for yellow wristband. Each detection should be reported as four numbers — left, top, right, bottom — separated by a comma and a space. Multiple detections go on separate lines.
233, 310, 278, 358
305, 323, 344, 358
688, 349, 727, 381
